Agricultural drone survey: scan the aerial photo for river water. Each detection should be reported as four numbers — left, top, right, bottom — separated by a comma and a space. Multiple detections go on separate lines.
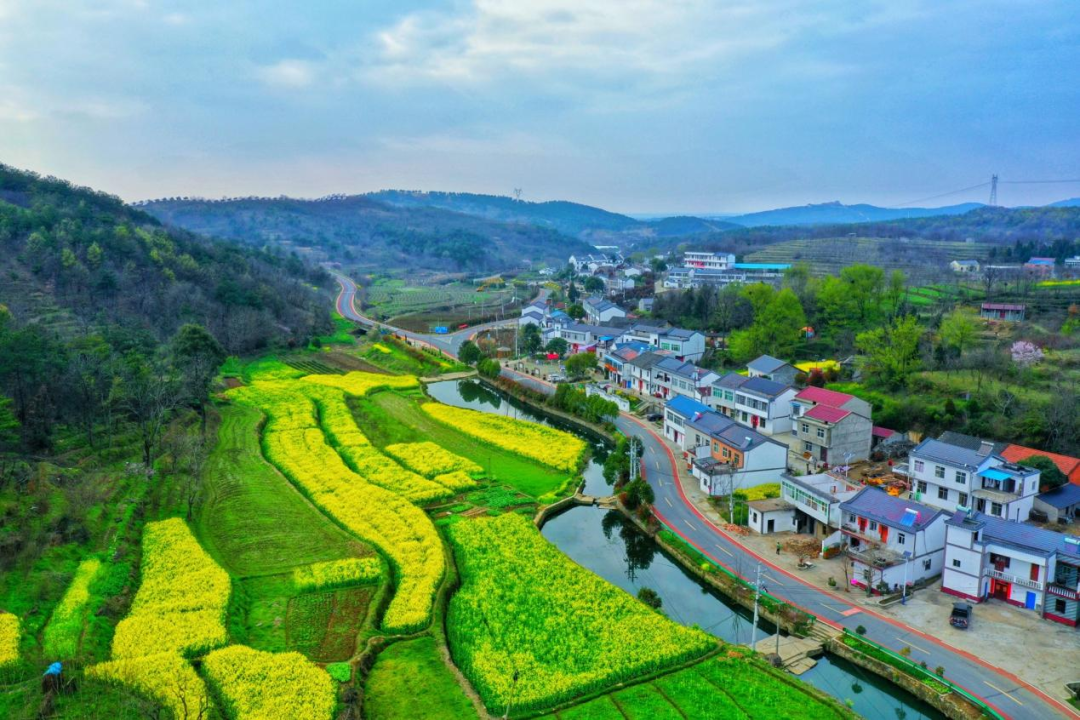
428, 379, 944, 720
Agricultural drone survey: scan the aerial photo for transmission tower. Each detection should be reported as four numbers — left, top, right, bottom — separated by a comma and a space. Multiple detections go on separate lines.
513, 188, 522, 202
988, 174, 998, 206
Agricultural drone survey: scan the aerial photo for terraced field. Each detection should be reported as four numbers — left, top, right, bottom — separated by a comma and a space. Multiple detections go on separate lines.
745, 236, 994, 276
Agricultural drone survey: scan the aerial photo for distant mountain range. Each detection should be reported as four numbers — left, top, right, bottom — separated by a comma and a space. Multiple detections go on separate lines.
722, 201, 985, 228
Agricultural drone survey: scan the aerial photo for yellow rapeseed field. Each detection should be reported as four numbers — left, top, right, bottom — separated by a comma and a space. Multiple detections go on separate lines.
302, 370, 418, 396
204, 645, 335, 720
421, 403, 585, 472
384, 441, 482, 478
292, 557, 381, 592
43, 558, 102, 658
0, 612, 19, 668
89, 653, 211, 719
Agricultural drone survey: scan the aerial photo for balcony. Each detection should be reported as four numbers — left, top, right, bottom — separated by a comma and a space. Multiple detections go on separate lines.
1047, 583, 1079, 601
987, 567, 1042, 591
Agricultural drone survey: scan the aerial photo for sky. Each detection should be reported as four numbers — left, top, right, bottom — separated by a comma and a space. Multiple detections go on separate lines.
0, 0, 1078, 214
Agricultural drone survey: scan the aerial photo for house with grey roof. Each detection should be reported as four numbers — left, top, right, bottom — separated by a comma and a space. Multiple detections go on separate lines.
709, 373, 797, 435
840, 487, 947, 591
652, 357, 719, 403
1034, 484, 1080, 525
619, 323, 706, 362
746, 355, 798, 385
943, 508, 1080, 626
907, 436, 1041, 522
583, 296, 627, 324
624, 351, 673, 396
682, 411, 788, 493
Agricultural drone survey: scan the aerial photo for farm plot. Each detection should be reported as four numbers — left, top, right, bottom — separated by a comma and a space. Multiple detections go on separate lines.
446, 514, 715, 713
363, 636, 477, 720
541, 654, 852, 720
42, 558, 102, 658
204, 645, 335, 720
0, 613, 18, 668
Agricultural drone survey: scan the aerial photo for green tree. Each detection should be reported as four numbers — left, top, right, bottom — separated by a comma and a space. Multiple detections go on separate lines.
458, 340, 483, 366
477, 358, 502, 379
583, 276, 605, 293
650, 257, 668, 273
567, 303, 586, 320
856, 315, 923, 387
1019, 455, 1067, 491
885, 270, 907, 318
565, 352, 598, 378
637, 587, 663, 610
521, 323, 542, 355
728, 288, 806, 362
742, 283, 776, 316
545, 337, 568, 357
939, 308, 979, 358
172, 323, 226, 433
840, 264, 886, 323
815, 275, 859, 329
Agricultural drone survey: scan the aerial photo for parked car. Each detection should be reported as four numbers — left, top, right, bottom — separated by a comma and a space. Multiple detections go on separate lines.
645, 412, 663, 422
949, 602, 971, 629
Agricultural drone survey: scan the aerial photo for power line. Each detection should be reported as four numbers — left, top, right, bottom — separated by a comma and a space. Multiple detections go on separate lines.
892, 174, 1080, 208
893, 181, 990, 207
999, 178, 1080, 185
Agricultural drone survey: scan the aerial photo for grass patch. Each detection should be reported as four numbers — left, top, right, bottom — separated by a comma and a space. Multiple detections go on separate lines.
363, 636, 477, 720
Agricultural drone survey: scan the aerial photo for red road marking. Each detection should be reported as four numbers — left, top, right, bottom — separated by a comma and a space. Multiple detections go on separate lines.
623, 413, 1073, 720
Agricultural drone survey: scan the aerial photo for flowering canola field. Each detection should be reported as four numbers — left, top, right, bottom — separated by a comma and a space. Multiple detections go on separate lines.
384, 441, 482, 479
422, 403, 586, 473
0, 612, 18, 668
446, 514, 714, 712
204, 645, 335, 720
43, 557, 102, 658
292, 557, 381, 592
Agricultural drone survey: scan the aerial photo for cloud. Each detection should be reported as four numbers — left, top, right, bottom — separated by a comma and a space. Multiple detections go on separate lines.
255, 59, 317, 88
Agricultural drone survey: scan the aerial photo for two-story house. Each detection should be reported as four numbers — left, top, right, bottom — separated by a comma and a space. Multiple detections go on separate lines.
557, 323, 625, 355
663, 395, 713, 448
746, 355, 799, 386
683, 412, 788, 493
583, 296, 627, 324
840, 487, 947, 592
943, 508, 1080, 625
780, 472, 861, 538
619, 324, 706, 363
624, 351, 673, 396
710, 374, 797, 435
683, 251, 736, 271
790, 387, 872, 471
601, 342, 652, 389
652, 358, 718, 403
907, 437, 1040, 522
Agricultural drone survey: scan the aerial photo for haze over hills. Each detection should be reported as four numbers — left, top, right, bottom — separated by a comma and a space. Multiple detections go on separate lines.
0, 164, 331, 353
723, 201, 986, 228
139, 194, 595, 273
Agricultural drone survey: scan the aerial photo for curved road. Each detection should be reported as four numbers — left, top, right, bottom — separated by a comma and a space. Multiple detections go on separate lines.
332, 271, 1076, 720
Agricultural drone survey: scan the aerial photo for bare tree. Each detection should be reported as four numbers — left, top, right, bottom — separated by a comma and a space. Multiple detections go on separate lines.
113, 355, 183, 472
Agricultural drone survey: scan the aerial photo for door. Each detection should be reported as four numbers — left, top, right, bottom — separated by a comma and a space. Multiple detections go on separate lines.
991, 580, 1010, 601
1025, 591, 1037, 610
767, 519, 775, 533
976, 498, 986, 513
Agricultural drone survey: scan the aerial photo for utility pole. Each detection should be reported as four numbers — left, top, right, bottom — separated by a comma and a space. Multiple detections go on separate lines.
751, 563, 762, 653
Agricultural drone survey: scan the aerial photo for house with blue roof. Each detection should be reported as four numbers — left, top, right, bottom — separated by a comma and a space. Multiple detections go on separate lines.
1033, 483, 1080, 525
943, 508, 1080, 626
709, 372, 797, 436
662, 395, 713, 447
908, 435, 1041, 522
839, 487, 947, 592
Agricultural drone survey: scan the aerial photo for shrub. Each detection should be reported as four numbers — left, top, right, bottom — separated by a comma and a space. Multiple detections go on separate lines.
325, 662, 351, 683
855, 625, 866, 636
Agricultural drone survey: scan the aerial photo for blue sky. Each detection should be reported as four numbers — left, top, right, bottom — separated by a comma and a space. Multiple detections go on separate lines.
1, 0, 1077, 213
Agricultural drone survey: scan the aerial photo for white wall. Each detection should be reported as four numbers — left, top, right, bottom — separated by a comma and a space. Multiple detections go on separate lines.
748, 507, 796, 534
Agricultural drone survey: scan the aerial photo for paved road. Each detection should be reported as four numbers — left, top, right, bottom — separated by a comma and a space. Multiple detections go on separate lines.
331, 269, 1076, 720
614, 414, 1076, 720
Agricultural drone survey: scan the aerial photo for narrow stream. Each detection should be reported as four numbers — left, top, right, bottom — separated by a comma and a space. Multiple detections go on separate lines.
428, 379, 944, 720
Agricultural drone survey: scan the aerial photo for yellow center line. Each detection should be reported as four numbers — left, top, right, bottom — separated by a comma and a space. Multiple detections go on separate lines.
984, 681, 1024, 706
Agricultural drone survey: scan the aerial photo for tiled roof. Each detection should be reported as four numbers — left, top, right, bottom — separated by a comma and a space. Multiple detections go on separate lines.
795, 386, 855, 408
872, 426, 896, 438
626, 351, 672, 370
1000, 445, 1080, 482
665, 327, 697, 340
981, 303, 1025, 311
740, 376, 790, 398
1037, 484, 1080, 510
840, 487, 943, 531
713, 423, 773, 451
686, 412, 737, 437
804, 405, 850, 423
714, 372, 751, 390
937, 432, 1009, 456
946, 510, 1080, 559
911, 438, 995, 470
747, 355, 790, 374
665, 395, 713, 420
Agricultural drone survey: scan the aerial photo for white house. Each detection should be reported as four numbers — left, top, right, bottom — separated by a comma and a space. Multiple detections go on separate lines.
710, 373, 797, 435
663, 394, 713, 448
746, 355, 799, 386
779, 472, 861, 538
683, 250, 736, 271
943, 508, 1080, 625
568, 254, 611, 273
652, 357, 718, 404
790, 387, 873, 471
747, 498, 797, 535
619, 323, 706, 362
558, 323, 625, 354
624, 351, 674, 396
907, 437, 1040, 522
583, 296, 627, 324
682, 412, 789, 493
840, 488, 947, 592
950, 259, 981, 274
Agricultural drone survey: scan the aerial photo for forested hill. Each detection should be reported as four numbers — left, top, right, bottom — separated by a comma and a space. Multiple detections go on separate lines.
724, 200, 984, 227
687, 205, 1080, 254
0, 163, 333, 354
365, 190, 741, 240
139, 194, 596, 271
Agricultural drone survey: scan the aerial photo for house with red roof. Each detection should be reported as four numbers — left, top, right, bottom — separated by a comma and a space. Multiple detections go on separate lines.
999, 444, 1080, 487
790, 386, 873, 472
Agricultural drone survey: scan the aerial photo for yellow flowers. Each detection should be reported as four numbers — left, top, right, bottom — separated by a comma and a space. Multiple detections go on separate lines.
433, 470, 478, 492
89, 518, 229, 719
302, 370, 418, 396
44, 558, 102, 658
422, 403, 586, 472
447, 515, 714, 713
795, 360, 840, 374
373, 343, 393, 354
292, 558, 381, 592
88, 653, 211, 719
204, 645, 335, 720
230, 379, 444, 633
384, 441, 483, 478
112, 518, 231, 658
0, 612, 19, 668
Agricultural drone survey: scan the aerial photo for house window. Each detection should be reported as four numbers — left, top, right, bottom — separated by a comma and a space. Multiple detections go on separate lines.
847, 513, 856, 523
955, 471, 967, 484
991, 502, 1003, 516
801, 423, 810, 434
935, 465, 945, 479
958, 492, 968, 507
923, 559, 932, 570
722, 448, 729, 458
816, 427, 826, 439
804, 441, 813, 452
917, 481, 928, 493
897, 533, 906, 545
914, 460, 924, 473
1056, 598, 1067, 614
951, 559, 961, 568
937, 486, 949, 500
869, 521, 878, 531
